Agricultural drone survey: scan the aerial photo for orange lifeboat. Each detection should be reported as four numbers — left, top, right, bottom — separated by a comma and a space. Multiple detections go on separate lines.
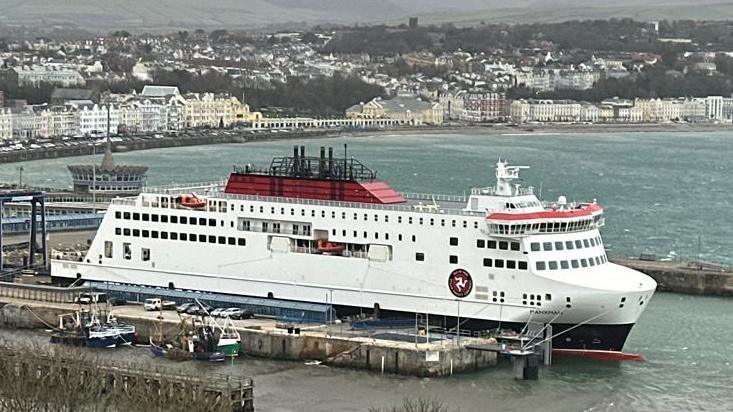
316, 239, 345, 254
176, 194, 206, 209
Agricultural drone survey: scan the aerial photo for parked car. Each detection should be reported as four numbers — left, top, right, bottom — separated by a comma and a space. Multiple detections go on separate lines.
144, 298, 177, 311
210, 308, 226, 317
220, 308, 253, 320
108, 297, 127, 306
185, 302, 213, 316
74, 292, 107, 305
176, 302, 195, 313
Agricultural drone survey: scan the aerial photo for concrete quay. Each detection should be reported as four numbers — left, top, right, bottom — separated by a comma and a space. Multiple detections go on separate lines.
0, 294, 497, 378
611, 257, 733, 296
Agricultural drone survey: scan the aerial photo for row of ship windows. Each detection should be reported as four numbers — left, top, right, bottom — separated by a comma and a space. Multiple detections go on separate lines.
530, 236, 602, 252
238, 204, 480, 229
476, 239, 521, 251
415, 252, 529, 270
113, 227, 247, 246
535, 255, 607, 271
116, 211, 221, 227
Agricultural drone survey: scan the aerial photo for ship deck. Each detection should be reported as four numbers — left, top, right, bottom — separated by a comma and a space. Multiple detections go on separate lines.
125, 181, 484, 217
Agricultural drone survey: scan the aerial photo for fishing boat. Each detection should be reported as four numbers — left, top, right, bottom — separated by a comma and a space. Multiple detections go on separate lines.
214, 315, 241, 357
149, 307, 227, 362
50, 310, 133, 348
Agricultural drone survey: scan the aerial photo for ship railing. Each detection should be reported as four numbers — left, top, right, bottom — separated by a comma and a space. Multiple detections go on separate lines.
110, 198, 137, 206
218, 191, 483, 217
402, 192, 468, 203
142, 180, 226, 194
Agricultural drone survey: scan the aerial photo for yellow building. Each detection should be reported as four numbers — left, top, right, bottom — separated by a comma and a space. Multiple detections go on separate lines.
346, 95, 443, 125
181, 93, 261, 128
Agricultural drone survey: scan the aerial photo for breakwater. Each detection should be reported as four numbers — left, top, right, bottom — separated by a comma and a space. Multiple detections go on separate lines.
612, 258, 733, 296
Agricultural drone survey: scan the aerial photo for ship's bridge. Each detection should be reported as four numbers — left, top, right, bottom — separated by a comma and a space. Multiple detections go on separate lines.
464, 160, 605, 238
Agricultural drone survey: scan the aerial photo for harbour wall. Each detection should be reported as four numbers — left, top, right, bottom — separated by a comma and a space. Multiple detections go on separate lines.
0, 298, 496, 378
611, 258, 733, 296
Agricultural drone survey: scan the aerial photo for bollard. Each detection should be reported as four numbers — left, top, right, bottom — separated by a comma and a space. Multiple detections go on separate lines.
381, 356, 385, 374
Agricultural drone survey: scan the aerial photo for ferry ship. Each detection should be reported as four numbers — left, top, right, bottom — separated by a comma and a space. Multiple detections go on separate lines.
51, 146, 657, 351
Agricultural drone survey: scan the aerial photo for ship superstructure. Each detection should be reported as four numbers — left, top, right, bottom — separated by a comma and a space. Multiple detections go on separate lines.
52, 146, 657, 351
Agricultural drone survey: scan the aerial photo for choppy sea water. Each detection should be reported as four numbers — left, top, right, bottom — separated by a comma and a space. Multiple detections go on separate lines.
1, 130, 732, 411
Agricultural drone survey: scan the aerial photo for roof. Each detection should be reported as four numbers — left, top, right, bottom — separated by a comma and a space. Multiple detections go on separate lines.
379, 95, 437, 112
141, 85, 180, 98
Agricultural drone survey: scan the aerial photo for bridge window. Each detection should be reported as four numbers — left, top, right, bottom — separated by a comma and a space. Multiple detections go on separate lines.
133, 213, 140, 220
543, 242, 552, 251
161, 232, 168, 240
571, 259, 580, 269
450, 237, 459, 246
151, 214, 159, 222
483, 258, 493, 267
499, 241, 508, 250
142, 230, 149, 238
506, 260, 516, 269
548, 261, 558, 270
530, 242, 540, 251
161, 215, 168, 223
575, 240, 582, 249
518, 261, 528, 270
560, 261, 569, 269
554, 241, 564, 251
123, 212, 130, 219
487, 240, 497, 249
565, 240, 574, 250
199, 218, 206, 226
449, 255, 458, 264
477, 239, 485, 248
141, 248, 150, 261
151, 231, 158, 239
115, 211, 121, 219
494, 259, 504, 268
416, 252, 425, 262
536, 261, 546, 271
510, 242, 520, 251
580, 259, 588, 267
115, 228, 121, 235
583, 239, 590, 248
104, 241, 113, 258
238, 238, 246, 246
180, 233, 188, 241
170, 232, 178, 240
199, 234, 207, 242
142, 213, 149, 222
123, 228, 130, 236
412, 235, 416, 242
170, 216, 178, 224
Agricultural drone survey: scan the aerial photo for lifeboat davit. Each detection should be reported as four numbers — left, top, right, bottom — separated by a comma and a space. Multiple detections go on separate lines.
176, 194, 206, 209
316, 239, 345, 254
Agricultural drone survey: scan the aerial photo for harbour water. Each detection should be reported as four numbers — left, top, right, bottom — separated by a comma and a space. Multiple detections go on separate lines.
1, 130, 732, 410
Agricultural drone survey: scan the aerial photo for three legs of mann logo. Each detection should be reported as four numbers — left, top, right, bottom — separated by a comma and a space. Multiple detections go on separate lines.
448, 269, 473, 298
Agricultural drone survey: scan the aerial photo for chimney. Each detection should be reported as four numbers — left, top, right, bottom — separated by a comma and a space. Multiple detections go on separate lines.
328, 147, 334, 176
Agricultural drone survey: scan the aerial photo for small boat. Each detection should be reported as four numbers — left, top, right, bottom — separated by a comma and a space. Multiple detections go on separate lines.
215, 315, 241, 357
50, 310, 134, 348
316, 239, 345, 254
149, 304, 227, 362
176, 193, 206, 209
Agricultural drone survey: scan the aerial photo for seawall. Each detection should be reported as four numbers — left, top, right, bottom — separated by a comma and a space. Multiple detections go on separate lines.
611, 258, 733, 296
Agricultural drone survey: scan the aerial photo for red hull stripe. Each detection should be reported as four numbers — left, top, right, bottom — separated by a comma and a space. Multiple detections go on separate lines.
487, 203, 602, 221
224, 174, 406, 204
553, 348, 646, 362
